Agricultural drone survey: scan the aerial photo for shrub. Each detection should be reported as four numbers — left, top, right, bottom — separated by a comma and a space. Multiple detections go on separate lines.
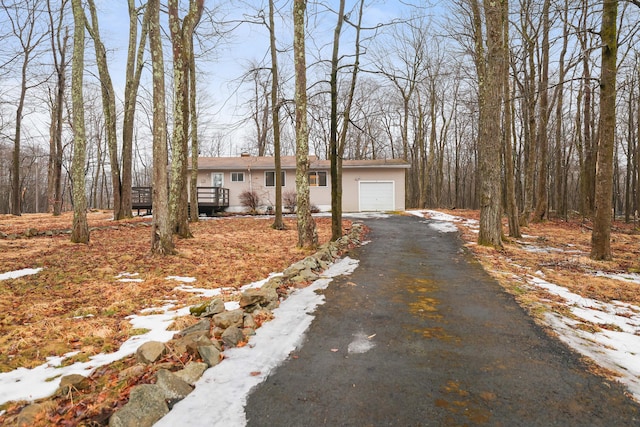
283, 190, 297, 213
239, 190, 261, 214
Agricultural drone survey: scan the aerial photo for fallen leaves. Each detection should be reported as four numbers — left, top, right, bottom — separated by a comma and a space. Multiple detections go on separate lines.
0, 214, 336, 373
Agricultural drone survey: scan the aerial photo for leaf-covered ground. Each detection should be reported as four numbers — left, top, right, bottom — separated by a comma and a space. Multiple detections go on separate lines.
0, 211, 333, 374
437, 210, 640, 308
3, 209, 640, 424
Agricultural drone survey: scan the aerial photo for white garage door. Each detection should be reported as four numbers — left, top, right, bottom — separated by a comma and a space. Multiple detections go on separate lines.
359, 181, 395, 211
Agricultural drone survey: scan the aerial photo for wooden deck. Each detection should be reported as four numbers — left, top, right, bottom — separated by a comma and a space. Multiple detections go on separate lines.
131, 186, 229, 216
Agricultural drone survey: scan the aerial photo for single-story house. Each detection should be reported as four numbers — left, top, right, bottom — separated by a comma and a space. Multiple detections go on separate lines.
189, 154, 410, 212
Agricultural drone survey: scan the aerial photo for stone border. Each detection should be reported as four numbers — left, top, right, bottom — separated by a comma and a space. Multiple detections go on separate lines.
106, 222, 366, 426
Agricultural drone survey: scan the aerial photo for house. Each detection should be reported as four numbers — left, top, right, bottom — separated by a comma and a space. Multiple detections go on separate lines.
190, 154, 410, 212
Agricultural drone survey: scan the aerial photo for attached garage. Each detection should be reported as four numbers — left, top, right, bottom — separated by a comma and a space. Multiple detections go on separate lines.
191, 155, 410, 213
359, 181, 395, 211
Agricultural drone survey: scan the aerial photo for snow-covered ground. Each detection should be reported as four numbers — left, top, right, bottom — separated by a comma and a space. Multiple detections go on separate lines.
2, 210, 639, 422
0, 257, 359, 417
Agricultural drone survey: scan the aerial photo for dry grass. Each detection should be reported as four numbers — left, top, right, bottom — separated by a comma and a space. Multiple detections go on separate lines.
0, 211, 335, 373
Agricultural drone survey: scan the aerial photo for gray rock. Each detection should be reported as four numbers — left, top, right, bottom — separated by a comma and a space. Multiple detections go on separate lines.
239, 288, 278, 310
15, 402, 55, 427
173, 330, 210, 354
191, 298, 226, 317
155, 369, 193, 407
135, 341, 166, 364
221, 325, 244, 348
185, 333, 220, 354
174, 361, 208, 385
118, 363, 146, 380
262, 276, 283, 290
178, 319, 211, 336
243, 313, 257, 329
290, 268, 318, 284
57, 374, 90, 394
212, 309, 243, 329
109, 384, 169, 427
198, 344, 221, 367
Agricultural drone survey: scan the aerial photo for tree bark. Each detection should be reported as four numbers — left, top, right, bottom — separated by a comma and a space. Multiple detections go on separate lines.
189, 42, 199, 222
46, 0, 68, 216
591, 0, 618, 260
474, 0, 504, 248
85, 0, 121, 220
168, 0, 203, 238
503, 9, 520, 238
70, 0, 89, 244
149, 0, 175, 255
121, 0, 151, 220
329, 0, 345, 241
270, 0, 285, 230
293, 0, 318, 249
533, 0, 551, 222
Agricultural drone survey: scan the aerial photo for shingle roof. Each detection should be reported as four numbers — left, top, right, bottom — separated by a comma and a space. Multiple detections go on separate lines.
191, 155, 410, 170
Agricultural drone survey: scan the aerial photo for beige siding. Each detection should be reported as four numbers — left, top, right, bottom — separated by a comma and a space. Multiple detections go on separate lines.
194, 163, 405, 212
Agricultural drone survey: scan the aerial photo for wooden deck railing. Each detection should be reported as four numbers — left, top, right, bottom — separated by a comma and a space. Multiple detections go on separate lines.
131, 186, 229, 216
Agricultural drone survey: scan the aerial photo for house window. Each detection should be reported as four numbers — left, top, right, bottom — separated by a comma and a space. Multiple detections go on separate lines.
265, 171, 286, 187
308, 171, 327, 187
231, 172, 244, 182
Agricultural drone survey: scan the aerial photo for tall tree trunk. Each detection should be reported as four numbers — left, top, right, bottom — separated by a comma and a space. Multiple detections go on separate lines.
270, 0, 285, 230
46, 0, 68, 216
554, 0, 569, 219
474, 0, 505, 247
122, 0, 151, 219
336, 0, 364, 226
168, 0, 203, 238
533, 0, 550, 222
293, 0, 317, 249
85, 0, 121, 220
149, 0, 174, 255
591, 0, 618, 260
580, 1, 595, 217
504, 13, 520, 238
625, 77, 635, 223
519, 0, 537, 226
70, 0, 89, 243
189, 44, 199, 222
11, 45, 28, 215
329, 0, 345, 241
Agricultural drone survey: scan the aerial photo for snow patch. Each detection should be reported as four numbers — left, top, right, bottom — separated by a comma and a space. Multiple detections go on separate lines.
347, 332, 376, 354
0, 268, 42, 281
155, 257, 360, 427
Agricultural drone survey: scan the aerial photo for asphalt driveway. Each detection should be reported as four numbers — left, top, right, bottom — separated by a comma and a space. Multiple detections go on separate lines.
245, 214, 640, 426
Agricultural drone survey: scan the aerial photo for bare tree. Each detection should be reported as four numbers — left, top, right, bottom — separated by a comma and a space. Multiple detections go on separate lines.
121, 0, 151, 220
532, 0, 551, 222
84, 0, 121, 220
168, 0, 204, 239
591, 0, 618, 260
471, 0, 505, 247
189, 35, 199, 222
293, 0, 317, 248
149, 0, 175, 255
3, 0, 48, 215
70, 0, 89, 243
46, 0, 69, 216
269, 0, 285, 230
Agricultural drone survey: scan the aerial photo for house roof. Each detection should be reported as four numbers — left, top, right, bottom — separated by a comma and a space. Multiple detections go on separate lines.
192, 155, 410, 170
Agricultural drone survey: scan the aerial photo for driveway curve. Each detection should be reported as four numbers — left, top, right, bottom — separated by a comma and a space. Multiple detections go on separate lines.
245, 214, 640, 426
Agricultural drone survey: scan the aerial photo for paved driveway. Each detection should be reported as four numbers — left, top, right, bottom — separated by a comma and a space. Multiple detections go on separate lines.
245, 214, 640, 426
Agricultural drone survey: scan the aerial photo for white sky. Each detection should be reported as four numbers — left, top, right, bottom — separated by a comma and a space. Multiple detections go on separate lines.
3, 211, 638, 422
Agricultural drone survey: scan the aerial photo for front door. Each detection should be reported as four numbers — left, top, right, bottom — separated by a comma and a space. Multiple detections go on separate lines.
212, 172, 224, 188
